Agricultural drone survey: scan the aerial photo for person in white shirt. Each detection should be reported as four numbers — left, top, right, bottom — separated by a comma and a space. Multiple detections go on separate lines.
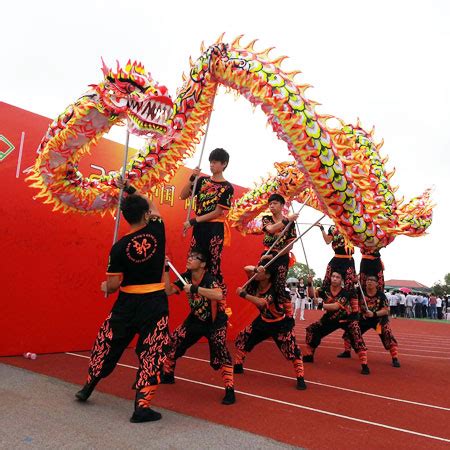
437, 296, 443, 320
405, 294, 415, 318
387, 291, 398, 318
397, 292, 406, 317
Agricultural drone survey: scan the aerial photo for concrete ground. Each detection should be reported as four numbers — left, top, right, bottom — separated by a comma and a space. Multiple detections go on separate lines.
0, 363, 300, 449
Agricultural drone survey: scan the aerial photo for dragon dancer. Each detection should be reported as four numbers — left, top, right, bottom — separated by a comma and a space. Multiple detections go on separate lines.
181, 148, 234, 300
261, 194, 298, 309
162, 247, 236, 405
303, 271, 370, 375
234, 253, 307, 390
75, 192, 170, 423
337, 275, 400, 367
317, 224, 356, 293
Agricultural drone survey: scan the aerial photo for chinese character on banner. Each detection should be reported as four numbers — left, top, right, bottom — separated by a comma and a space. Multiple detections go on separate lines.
151, 184, 176, 207
184, 197, 197, 211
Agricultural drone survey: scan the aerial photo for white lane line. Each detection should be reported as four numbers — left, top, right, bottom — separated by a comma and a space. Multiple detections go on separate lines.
181, 355, 450, 412
261, 340, 450, 359
65, 352, 450, 443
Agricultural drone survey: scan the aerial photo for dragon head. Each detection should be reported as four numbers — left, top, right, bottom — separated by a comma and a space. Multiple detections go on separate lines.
91, 59, 173, 137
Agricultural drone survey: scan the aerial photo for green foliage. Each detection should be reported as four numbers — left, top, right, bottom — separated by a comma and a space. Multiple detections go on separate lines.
431, 273, 450, 296
287, 263, 316, 282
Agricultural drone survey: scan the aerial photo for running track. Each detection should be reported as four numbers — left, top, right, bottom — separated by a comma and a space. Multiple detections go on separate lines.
2, 312, 449, 449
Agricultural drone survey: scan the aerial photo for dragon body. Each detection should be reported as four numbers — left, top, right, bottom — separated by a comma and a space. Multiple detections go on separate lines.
28, 37, 433, 251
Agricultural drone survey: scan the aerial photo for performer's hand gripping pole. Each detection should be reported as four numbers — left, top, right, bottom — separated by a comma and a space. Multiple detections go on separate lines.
243, 214, 325, 290
263, 194, 311, 257
166, 261, 187, 286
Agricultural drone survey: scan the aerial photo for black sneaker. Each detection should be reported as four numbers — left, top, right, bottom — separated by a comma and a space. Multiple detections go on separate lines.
303, 354, 314, 363
337, 351, 351, 358
392, 358, 401, 368
296, 377, 307, 390
361, 364, 370, 375
75, 380, 98, 402
160, 372, 175, 384
130, 408, 162, 423
233, 364, 244, 374
222, 387, 236, 405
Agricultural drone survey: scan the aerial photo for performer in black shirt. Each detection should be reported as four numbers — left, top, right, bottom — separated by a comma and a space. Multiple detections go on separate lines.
303, 271, 370, 375
317, 224, 356, 293
75, 193, 170, 423
162, 247, 235, 405
261, 194, 298, 314
234, 253, 307, 390
181, 148, 234, 300
337, 275, 400, 367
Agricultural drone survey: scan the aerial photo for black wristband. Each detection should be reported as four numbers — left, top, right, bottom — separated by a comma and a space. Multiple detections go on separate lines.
239, 290, 248, 299
189, 175, 196, 182
253, 267, 258, 273
319, 225, 324, 231
189, 218, 196, 226
123, 185, 136, 195
190, 284, 199, 295
373, 310, 377, 318
164, 265, 170, 273
282, 218, 290, 226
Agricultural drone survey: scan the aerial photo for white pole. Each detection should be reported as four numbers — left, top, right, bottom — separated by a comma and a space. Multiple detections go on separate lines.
166, 261, 187, 285
184, 85, 218, 232
15, 131, 25, 178
112, 128, 130, 245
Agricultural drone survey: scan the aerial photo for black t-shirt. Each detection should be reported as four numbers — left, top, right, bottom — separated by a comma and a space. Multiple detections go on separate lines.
317, 287, 353, 322
106, 217, 165, 286
194, 176, 234, 216
247, 281, 285, 321
262, 215, 297, 251
363, 290, 389, 324
174, 270, 222, 321
328, 227, 353, 256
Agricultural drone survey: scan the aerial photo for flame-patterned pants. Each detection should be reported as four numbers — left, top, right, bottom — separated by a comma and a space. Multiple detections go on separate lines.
86, 291, 169, 390
268, 253, 291, 306
191, 221, 227, 298
342, 318, 398, 358
306, 319, 367, 359
323, 256, 356, 293
235, 315, 303, 364
164, 311, 232, 373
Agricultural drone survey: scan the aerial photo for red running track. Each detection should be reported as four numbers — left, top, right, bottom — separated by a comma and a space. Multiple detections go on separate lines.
2, 312, 449, 449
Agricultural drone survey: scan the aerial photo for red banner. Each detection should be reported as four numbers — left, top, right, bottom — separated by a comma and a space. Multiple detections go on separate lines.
0, 102, 261, 356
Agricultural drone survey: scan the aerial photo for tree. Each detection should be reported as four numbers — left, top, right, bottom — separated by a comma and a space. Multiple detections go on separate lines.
431, 273, 450, 296
445, 273, 450, 286
287, 263, 315, 282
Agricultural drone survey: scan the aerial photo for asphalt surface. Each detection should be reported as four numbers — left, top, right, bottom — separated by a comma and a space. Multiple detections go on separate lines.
0, 363, 300, 449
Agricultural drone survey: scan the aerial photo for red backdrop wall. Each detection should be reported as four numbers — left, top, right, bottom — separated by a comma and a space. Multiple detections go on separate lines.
0, 102, 261, 356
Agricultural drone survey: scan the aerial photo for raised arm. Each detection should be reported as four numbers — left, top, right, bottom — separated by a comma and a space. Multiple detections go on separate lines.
180, 167, 201, 200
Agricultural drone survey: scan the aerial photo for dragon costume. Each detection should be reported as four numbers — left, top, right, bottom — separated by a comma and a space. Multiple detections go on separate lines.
27, 36, 433, 252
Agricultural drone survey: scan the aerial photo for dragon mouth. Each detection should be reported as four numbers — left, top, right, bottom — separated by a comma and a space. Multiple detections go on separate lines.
128, 96, 173, 135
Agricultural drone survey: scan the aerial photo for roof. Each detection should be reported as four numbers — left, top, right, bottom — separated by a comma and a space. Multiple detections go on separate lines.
384, 279, 430, 289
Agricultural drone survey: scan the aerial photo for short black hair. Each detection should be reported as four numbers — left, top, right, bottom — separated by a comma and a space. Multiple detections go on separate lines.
268, 193, 285, 205
209, 148, 230, 167
188, 246, 209, 265
121, 195, 149, 225
331, 270, 344, 279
